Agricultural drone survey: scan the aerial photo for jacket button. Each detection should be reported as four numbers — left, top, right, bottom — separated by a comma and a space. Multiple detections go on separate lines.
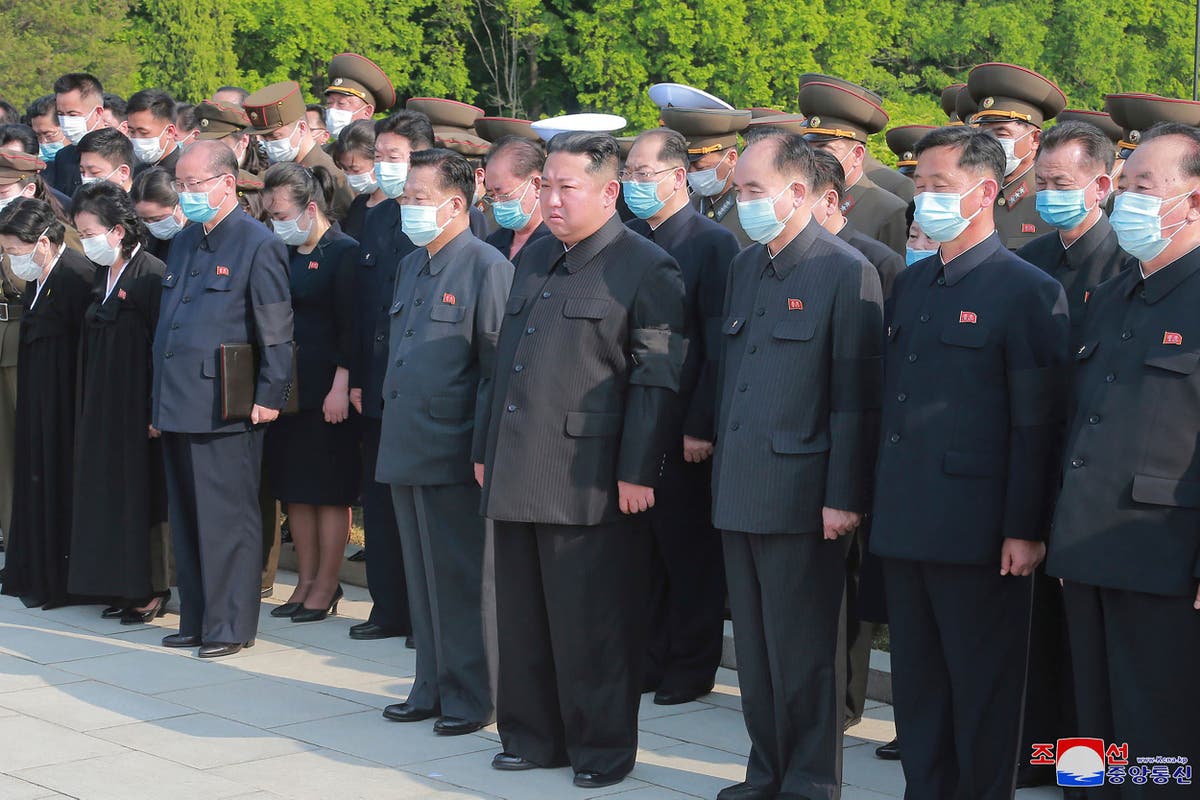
730, 422, 740, 431
542, 291, 551, 299
514, 364, 524, 372
889, 433, 901, 443
390, 390, 398, 399
181, 296, 191, 303
1071, 457, 1085, 468
1105, 373, 1116, 383
526, 327, 536, 335
1120, 330, 1132, 340
190, 270, 199, 277
936, 277, 946, 286
907, 353, 918, 363
1088, 414, 1100, 424
919, 313, 930, 323
375, 334, 384, 342
415, 298, 423, 306
405, 330, 414, 337
171, 322, 180, 330
756, 307, 765, 317
738, 383, 748, 392
164, 352, 173, 358
506, 404, 517, 413
748, 345, 757, 354
897, 392, 907, 402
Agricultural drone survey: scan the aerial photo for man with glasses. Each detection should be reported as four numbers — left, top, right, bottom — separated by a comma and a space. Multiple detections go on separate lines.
152, 140, 293, 659
622, 127, 739, 707
482, 134, 551, 264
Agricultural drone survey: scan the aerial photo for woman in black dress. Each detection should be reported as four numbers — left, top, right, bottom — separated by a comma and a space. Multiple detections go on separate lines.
331, 120, 387, 240
261, 163, 360, 622
67, 182, 170, 623
131, 166, 185, 263
0, 197, 95, 608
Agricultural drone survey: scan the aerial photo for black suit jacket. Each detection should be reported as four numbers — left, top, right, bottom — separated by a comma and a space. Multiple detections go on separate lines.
485, 221, 553, 268
1016, 213, 1129, 343
475, 214, 685, 526
50, 144, 82, 198
712, 217, 884, 534
870, 233, 1070, 565
627, 205, 740, 442
1048, 250, 1200, 596
842, 175, 907, 255
838, 222, 903, 301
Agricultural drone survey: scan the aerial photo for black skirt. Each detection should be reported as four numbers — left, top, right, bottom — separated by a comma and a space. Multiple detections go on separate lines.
264, 409, 361, 506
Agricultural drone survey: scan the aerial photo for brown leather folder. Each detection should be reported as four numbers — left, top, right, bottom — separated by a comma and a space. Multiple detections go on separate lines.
218, 343, 299, 421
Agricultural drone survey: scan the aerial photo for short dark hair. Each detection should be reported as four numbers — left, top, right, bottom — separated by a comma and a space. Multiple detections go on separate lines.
331, 119, 376, 163
24, 95, 57, 123
53, 73, 103, 101
131, 166, 178, 207
72, 180, 145, 258
408, 148, 476, 203
1140, 122, 1200, 179
1038, 120, 1115, 173
0, 100, 18, 126
78, 127, 133, 168
914, 126, 1006, 184
215, 86, 249, 105
546, 131, 620, 177
0, 197, 66, 246
305, 104, 327, 131
483, 135, 544, 177
743, 124, 788, 146
174, 103, 197, 133
102, 93, 127, 122
810, 148, 846, 199
0, 124, 38, 156
375, 110, 434, 150
127, 89, 176, 122
263, 162, 337, 218
636, 128, 688, 170
751, 131, 817, 185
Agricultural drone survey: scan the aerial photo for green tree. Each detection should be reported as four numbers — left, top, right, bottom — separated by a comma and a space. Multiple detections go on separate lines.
130, 0, 240, 102
0, 0, 140, 108
466, 0, 552, 117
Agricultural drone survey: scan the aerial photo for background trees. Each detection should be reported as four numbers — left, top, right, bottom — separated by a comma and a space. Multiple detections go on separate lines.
2, 0, 1197, 164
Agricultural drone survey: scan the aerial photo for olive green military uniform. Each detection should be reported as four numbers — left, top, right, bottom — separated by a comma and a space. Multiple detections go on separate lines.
967, 62, 1067, 250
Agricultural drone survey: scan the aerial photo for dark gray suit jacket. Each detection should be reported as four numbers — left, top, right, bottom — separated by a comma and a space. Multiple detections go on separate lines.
375, 228, 513, 486
712, 217, 884, 535
474, 214, 686, 526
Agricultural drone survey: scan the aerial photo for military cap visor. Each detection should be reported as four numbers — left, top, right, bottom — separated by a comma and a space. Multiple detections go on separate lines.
885, 125, 936, 166
1105, 93, 1200, 152
967, 62, 1067, 127
0, 151, 45, 185
195, 100, 251, 140
242, 81, 306, 134
407, 98, 484, 129
798, 81, 889, 142
475, 117, 539, 142
325, 53, 396, 111
1056, 110, 1124, 145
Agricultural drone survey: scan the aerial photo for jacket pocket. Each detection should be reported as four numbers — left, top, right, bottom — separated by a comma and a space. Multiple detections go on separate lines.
1131, 474, 1200, 508
564, 411, 622, 437
1075, 340, 1099, 361
940, 324, 988, 349
942, 450, 1002, 477
505, 295, 526, 315
429, 395, 471, 420
201, 357, 218, 378
204, 274, 233, 292
1144, 346, 1200, 375
562, 297, 610, 320
430, 304, 467, 323
723, 316, 746, 336
770, 430, 830, 454
772, 316, 818, 342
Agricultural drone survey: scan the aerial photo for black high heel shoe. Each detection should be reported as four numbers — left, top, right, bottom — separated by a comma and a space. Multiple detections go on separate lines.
291, 585, 343, 623
121, 592, 170, 625
270, 602, 303, 618
101, 606, 126, 619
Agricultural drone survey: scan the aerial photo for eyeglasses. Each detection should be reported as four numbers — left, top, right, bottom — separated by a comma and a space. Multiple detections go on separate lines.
618, 166, 677, 183
480, 177, 533, 206
171, 174, 231, 193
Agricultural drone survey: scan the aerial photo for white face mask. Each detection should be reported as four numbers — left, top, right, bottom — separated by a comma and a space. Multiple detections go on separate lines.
7, 229, 49, 282
59, 109, 98, 145
145, 208, 185, 240
131, 129, 168, 165
272, 209, 312, 246
80, 165, 123, 187
346, 170, 378, 194
324, 108, 354, 137
998, 129, 1034, 177
686, 152, 732, 197
81, 227, 120, 267
0, 184, 32, 213
264, 125, 301, 164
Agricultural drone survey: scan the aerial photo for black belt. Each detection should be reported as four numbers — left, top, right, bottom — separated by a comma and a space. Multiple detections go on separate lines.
0, 301, 23, 322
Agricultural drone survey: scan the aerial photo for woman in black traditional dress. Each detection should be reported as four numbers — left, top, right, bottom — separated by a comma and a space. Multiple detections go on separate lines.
331, 119, 385, 240
261, 163, 359, 623
0, 197, 95, 608
67, 181, 170, 622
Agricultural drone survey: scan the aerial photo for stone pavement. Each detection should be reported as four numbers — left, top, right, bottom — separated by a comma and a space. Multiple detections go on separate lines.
0, 561, 1062, 800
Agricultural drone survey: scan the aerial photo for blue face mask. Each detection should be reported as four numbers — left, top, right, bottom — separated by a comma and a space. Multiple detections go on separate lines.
39, 141, 64, 163
622, 174, 675, 220
492, 179, 534, 231
401, 198, 453, 247
913, 180, 985, 243
1110, 190, 1192, 262
905, 248, 937, 267
736, 185, 797, 245
180, 188, 220, 224
1035, 176, 1101, 231
375, 161, 408, 199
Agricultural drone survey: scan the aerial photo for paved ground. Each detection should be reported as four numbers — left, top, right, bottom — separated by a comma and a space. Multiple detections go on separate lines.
0, 559, 1061, 800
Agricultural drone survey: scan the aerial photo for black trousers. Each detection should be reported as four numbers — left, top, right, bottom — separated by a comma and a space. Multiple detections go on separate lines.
723, 531, 847, 800
883, 557, 1032, 800
1063, 581, 1200, 799
392, 483, 492, 723
162, 430, 264, 644
360, 417, 411, 634
644, 455, 725, 694
1019, 569, 1075, 775
844, 524, 873, 725
493, 518, 650, 776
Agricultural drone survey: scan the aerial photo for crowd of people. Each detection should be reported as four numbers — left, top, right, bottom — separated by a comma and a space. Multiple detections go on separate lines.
0, 51, 1196, 800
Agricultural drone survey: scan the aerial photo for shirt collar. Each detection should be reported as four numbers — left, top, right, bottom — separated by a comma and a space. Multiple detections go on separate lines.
1127, 242, 1200, 303
561, 213, 624, 273
199, 206, 245, 251
427, 226, 474, 276
648, 202, 694, 243
934, 231, 1003, 286
760, 216, 823, 280
1061, 212, 1112, 268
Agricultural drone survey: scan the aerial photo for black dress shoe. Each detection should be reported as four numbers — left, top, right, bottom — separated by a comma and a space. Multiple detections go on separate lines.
491, 752, 538, 771
382, 702, 437, 722
405, 635, 415, 649
260, 587, 273, 599
197, 640, 255, 659
716, 781, 777, 800
161, 633, 201, 648
433, 716, 485, 736
653, 682, 715, 705
347, 548, 366, 562
349, 622, 403, 640
573, 770, 628, 789
270, 602, 302, 618
101, 606, 125, 619
874, 738, 900, 760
